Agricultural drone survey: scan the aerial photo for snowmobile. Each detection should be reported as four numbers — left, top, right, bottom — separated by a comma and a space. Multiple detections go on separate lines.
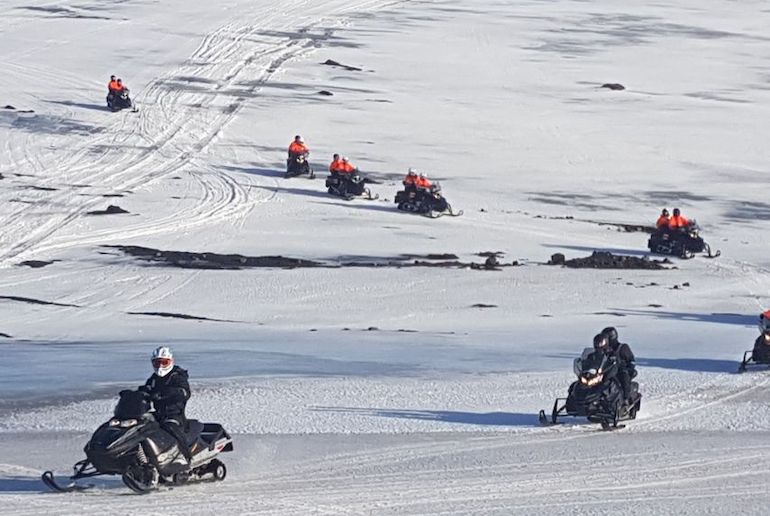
107, 89, 134, 112
738, 331, 770, 372
325, 172, 378, 200
540, 348, 641, 430
647, 222, 719, 259
42, 389, 233, 494
285, 154, 315, 179
394, 183, 462, 218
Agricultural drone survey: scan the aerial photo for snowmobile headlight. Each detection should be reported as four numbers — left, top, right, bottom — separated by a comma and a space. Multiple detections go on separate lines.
764, 333, 770, 343
110, 418, 138, 427
581, 373, 603, 386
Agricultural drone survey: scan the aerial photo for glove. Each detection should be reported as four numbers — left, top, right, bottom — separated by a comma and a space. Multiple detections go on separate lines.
150, 391, 163, 402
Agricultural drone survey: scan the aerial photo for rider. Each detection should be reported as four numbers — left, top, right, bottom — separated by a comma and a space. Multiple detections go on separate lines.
600, 327, 637, 403
414, 172, 433, 191
403, 168, 418, 191
107, 75, 120, 98
655, 209, 670, 230
754, 310, 770, 355
668, 208, 689, 230
329, 153, 342, 176
288, 135, 309, 159
338, 156, 356, 175
140, 346, 193, 463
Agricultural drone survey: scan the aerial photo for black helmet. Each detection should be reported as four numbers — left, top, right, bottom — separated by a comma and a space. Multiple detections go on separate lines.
593, 333, 609, 351
601, 326, 618, 345
673, 208, 681, 216
661, 208, 669, 216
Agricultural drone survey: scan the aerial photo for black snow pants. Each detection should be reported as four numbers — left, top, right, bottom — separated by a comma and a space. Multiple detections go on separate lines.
160, 416, 192, 462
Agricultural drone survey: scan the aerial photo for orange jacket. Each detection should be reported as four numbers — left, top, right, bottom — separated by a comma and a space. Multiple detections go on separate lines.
339, 161, 355, 174
289, 142, 309, 155
656, 215, 670, 229
329, 159, 342, 173
414, 176, 432, 189
108, 80, 121, 92
403, 175, 417, 186
668, 215, 689, 228
762, 310, 770, 320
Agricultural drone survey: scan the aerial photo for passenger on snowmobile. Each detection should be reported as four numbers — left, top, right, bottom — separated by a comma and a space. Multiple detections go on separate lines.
415, 172, 433, 191
600, 327, 637, 402
139, 346, 193, 462
668, 208, 689, 230
656, 209, 670, 230
339, 156, 356, 175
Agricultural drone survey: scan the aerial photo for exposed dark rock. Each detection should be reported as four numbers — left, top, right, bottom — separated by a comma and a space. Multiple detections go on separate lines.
400, 253, 459, 260
551, 251, 670, 270
107, 245, 323, 270
127, 311, 236, 322
0, 295, 78, 307
0, 173, 4, 180
601, 83, 625, 91
682, 282, 690, 287
649, 304, 663, 308
471, 303, 497, 308
86, 205, 129, 216
366, 327, 379, 331
321, 59, 362, 71
107, 246, 517, 271
0, 332, 12, 338
102, 193, 125, 198
549, 253, 566, 265
318, 90, 334, 96
3, 105, 15, 110
477, 251, 505, 257
18, 260, 57, 268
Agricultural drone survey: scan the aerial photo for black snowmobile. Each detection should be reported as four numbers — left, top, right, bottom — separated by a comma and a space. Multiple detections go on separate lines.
738, 331, 770, 372
325, 172, 378, 200
107, 89, 134, 112
42, 389, 233, 494
285, 154, 315, 179
540, 348, 642, 430
647, 222, 719, 259
394, 183, 462, 218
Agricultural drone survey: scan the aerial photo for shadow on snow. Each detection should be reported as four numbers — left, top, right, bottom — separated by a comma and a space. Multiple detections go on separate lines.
311, 406, 538, 427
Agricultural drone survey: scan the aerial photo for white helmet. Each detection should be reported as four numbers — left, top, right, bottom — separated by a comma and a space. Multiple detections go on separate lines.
419, 172, 428, 179
152, 346, 174, 377
342, 156, 349, 163
407, 167, 417, 176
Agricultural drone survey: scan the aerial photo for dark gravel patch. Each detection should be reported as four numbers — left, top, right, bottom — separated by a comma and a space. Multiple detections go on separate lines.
549, 251, 671, 269
86, 205, 129, 215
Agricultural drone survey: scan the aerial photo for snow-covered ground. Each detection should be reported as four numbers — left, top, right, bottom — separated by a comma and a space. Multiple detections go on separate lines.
2, 0, 770, 513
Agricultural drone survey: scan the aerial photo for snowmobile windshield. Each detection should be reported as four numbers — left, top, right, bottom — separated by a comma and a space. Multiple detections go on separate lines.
574, 348, 607, 376
114, 390, 151, 420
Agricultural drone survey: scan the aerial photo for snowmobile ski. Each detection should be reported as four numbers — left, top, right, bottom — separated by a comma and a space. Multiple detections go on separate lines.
41, 471, 92, 493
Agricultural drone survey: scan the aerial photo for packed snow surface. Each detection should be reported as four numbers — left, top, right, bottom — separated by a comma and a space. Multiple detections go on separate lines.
2, 0, 770, 513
